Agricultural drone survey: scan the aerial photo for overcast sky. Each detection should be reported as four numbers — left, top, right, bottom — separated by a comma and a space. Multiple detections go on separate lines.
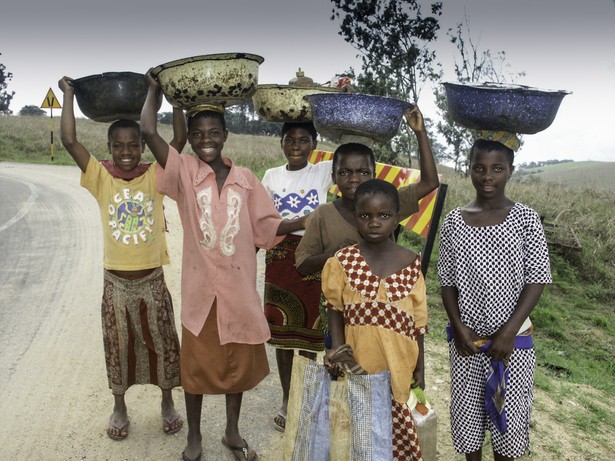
1, 0, 614, 163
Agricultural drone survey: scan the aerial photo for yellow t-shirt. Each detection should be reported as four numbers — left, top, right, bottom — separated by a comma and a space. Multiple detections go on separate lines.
81, 156, 169, 270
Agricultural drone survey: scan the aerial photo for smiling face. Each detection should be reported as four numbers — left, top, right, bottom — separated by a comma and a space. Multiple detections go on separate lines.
108, 126, 143, 172
333, 151, 375, 200
188, 116, 228, 164
354, 192, 399, 244
281, 126, 317, 171
469, 148, 514, 199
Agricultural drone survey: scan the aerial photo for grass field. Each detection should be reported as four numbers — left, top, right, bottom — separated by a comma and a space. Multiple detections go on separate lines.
2, 114, 614, 459
517, 161, 615, 192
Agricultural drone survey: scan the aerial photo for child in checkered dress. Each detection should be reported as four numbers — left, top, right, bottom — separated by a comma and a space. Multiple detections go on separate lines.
438, 134, 552, 461
322, 179, 427, 461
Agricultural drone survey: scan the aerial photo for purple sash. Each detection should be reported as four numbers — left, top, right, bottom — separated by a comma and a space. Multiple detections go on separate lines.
446, 324, 534, 433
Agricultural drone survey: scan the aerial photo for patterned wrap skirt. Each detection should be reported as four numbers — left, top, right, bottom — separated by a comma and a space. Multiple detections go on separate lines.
180, 301, 269, 395
101, 268, 181, 394
264, 235, 325, 352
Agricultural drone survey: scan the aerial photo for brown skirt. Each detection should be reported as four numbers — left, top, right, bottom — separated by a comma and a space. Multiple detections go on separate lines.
180, 301, 269, 395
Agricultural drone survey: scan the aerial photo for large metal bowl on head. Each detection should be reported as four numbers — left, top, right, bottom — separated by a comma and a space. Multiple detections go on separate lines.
73, 72, 159, 122
151, 53, 264, 110
443, 82, 571, 134
303, 93, 414, 145
252, 84, 341, 122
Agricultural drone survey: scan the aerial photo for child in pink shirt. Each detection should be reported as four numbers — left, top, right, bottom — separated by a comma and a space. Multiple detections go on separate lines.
141, 71, 302, 461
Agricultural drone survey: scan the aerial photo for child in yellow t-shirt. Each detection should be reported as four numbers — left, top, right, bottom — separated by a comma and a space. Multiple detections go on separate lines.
58, 76, 186, 441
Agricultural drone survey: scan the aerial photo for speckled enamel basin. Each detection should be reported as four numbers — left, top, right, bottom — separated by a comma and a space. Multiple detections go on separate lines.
304, 93, 414, 144
73, 72, 160, 122
252, 84, 341, 122
443, 82, 570, 134
151, 53, 264, 110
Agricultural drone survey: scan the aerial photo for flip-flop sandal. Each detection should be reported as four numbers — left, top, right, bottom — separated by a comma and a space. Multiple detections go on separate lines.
273, 413, 286, 432
181, 450, 202, 461
107, 417, 129, 441
163, 414, 183, 435
221, 436, 258, 461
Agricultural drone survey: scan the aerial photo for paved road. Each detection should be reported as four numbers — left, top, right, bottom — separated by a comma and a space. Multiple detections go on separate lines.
0, 163, 102, 391
0, 162, 284, 460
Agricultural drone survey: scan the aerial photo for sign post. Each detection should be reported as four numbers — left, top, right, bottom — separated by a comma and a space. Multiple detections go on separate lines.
40, 88, 62, 161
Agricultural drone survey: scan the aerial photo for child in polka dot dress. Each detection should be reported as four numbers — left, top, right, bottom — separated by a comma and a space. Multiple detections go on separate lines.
437, 133, 552, 461
322, 179, 427, 461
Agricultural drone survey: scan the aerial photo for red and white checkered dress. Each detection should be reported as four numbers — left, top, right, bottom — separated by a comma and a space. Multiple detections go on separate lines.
322, 244, 428, 461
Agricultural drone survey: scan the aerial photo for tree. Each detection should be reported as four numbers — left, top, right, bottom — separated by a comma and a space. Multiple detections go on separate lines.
434, 15, 526, 172
1, 53, 15, 115
19, 105, 45, 116
330, 0, 443, 103
330, 1, 444, 167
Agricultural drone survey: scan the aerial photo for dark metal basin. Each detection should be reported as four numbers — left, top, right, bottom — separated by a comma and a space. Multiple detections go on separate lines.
73, 72, 160, 122
443, 82, 570, 134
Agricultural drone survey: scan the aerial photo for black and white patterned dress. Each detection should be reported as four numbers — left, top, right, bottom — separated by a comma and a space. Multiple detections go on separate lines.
437, 203, 552, 458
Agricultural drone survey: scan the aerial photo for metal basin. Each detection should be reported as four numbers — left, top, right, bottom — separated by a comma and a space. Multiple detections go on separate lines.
443, 82, 570, 134
73, 72, 159, 122
304, 93, 413, 144
252, 84, 341, 122
151, 53, 264, 110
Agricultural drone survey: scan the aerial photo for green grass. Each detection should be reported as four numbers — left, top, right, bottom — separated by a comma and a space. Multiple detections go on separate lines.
0, 114, 338, 178
516, 160, 615, 192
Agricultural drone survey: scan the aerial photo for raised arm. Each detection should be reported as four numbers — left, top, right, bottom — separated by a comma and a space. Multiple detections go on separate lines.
140, 70, 170, 168
169, 107, 187, 153
58, 77, 91, 172
404, 106, 439, 200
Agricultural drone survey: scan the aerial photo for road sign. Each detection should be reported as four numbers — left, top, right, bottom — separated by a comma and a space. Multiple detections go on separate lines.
41, 88, 62, 109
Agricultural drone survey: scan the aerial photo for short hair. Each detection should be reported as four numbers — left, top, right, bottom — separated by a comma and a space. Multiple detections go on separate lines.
332, 142, 376, 174
469, 139, 514, 167
187, 110, 226, 131
280, 121, 317, 140
108, 119, 140, 141
354, 178, 400, 212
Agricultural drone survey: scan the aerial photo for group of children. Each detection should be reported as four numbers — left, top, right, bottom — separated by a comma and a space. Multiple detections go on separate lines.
58, 70, 551, 461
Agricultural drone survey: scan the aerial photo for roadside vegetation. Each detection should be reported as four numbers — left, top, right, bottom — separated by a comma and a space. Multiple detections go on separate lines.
1, 115, 613, 460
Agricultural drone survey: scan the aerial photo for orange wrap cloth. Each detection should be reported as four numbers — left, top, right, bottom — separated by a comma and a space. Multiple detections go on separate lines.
476, 130, 521, 152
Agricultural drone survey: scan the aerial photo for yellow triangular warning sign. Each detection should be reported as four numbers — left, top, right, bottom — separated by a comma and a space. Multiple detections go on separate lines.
41, 88, 62, 109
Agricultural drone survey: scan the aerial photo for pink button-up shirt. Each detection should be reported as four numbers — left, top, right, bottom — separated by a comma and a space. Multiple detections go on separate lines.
157, 146, 283, 344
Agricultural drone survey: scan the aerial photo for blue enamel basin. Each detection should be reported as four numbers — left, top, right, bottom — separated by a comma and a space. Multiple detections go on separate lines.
304, 93, 413, 143
443, 82, 570, 134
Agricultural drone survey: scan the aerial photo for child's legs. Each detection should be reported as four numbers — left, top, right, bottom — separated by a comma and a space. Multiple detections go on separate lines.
276, 348, 294, 411
489, 348, 536, 459
449, 342, 489, 454
225, 392, 243, 441
183, 391, 203, 458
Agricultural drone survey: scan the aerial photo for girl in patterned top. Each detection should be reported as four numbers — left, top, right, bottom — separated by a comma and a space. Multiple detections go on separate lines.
437, 134, 552, 461
322, 179, 428, 461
